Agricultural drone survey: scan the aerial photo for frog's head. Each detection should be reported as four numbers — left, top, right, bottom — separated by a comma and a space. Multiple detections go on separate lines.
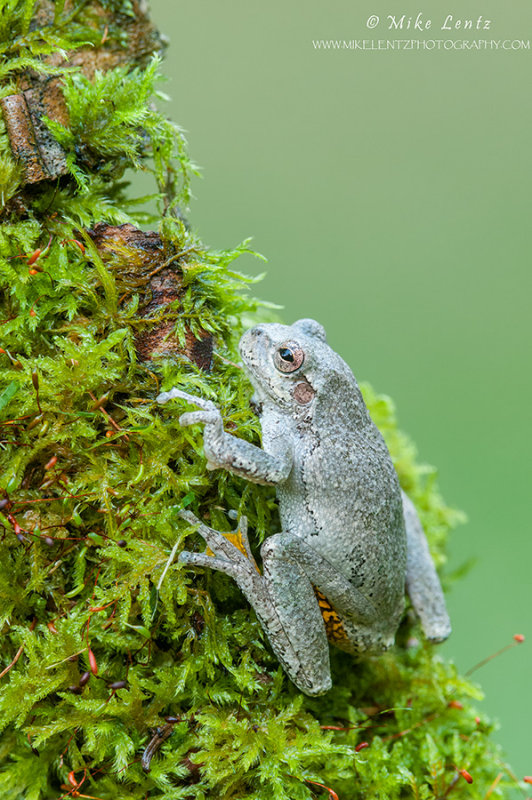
239, 318, 359, 415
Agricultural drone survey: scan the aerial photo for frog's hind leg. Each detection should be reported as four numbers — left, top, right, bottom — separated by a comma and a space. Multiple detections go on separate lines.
178, 512, 332, 695
402, 491, 451, 642
260, 533, 332, 695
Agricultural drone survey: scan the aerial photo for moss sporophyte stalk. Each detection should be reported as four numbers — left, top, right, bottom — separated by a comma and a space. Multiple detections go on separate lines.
0, 2, 521, 798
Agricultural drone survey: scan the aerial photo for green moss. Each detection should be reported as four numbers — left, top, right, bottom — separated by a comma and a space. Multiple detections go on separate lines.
0, 2, 520, 798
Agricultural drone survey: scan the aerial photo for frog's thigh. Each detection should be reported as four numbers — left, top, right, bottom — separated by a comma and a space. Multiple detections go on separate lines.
260, 533, 332, 696
265, 533, 379, 626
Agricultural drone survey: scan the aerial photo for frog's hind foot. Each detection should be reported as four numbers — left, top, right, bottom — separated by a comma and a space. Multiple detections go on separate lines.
178, 509, 260, 588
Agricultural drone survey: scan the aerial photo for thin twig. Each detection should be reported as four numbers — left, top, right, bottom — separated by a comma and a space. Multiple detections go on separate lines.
0, 618, 37, 680
87, 391, 129, 440
45, 648, 87, 670
381, 712, 440, 742
146, 245, 196, 280
118, 245, 197, 304
484, 772, 503, 799
213, 351, 242, 370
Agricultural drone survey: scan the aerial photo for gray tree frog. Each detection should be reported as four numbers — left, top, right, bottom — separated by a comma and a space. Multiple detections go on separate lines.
157, 319, 451, 696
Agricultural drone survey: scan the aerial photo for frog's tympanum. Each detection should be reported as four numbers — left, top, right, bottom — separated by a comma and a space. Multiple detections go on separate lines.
157, 319, 451, 696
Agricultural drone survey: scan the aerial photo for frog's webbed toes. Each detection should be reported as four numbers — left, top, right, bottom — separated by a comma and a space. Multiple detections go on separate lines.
179, 549, 259, 591
179, 409, 220, 427
235, 515, 253, 559
157, 388, 213, 409
179, 510, 254, 566
179, 509, 207, 529
157, 388, 221, 427
178, 509, 214, 541
179, 550, 231, 572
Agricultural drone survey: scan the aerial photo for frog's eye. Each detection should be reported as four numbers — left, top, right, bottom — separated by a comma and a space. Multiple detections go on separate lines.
274, 341, 305, 373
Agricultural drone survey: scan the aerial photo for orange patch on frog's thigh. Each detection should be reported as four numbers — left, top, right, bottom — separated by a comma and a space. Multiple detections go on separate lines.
313, 587, 350, 646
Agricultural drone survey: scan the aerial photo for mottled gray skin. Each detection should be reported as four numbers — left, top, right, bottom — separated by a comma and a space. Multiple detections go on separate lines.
157, 319, 451, 695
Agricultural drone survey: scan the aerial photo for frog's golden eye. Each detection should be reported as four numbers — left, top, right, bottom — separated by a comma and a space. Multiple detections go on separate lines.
274, 341, 305, 373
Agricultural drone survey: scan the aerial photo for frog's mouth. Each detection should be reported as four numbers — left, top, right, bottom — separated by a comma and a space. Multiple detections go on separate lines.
239, 326, 281, 403
238, 325, 271, 395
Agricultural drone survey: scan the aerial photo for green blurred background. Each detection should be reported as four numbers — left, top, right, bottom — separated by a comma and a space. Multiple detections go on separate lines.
143, 0, 531, 776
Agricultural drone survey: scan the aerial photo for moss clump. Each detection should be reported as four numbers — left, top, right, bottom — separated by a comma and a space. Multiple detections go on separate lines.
0, 2, 520, 798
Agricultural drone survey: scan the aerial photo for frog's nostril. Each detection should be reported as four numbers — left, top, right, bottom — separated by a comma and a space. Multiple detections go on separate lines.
251, 326, 265, 337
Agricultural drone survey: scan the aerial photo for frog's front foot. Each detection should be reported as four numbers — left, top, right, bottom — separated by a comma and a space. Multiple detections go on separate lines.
157, 389, 221, 429
157, 389, 228, 471
157, 388, 210, 408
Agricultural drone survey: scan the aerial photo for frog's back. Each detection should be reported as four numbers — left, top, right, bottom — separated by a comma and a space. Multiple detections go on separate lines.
274, 358, 407, 618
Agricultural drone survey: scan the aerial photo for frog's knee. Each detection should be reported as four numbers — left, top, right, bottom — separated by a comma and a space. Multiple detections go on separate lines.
297, 673, 332, 696
292, 659, 332, 696
260, 532, 286, 560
